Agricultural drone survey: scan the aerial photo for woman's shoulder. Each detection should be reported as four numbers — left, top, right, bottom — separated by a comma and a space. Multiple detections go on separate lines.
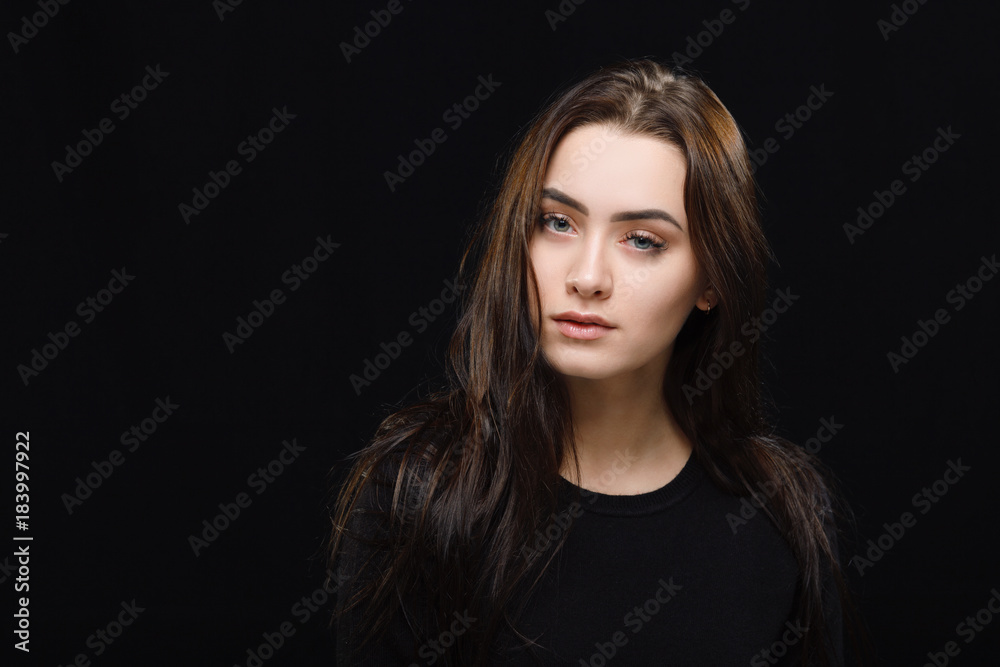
341, 398, 459, 523
331, 409, 454, 664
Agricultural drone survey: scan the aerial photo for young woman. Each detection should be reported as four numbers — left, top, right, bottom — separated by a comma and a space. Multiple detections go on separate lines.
327, 59, 859, 666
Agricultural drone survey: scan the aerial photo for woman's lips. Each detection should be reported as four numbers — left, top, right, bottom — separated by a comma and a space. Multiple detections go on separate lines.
553, 319, 614, 340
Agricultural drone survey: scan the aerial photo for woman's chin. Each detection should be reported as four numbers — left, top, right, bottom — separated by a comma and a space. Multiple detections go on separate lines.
549, 361, 622, 382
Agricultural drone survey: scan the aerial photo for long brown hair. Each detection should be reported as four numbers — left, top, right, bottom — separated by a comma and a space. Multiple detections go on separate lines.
327, 58, 861, 665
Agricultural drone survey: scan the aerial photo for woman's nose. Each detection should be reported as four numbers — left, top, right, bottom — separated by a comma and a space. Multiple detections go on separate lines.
566, 237, 612, 297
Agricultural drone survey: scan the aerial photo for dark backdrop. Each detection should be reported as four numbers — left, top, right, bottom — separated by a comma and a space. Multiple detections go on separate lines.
3, 1, 998, 665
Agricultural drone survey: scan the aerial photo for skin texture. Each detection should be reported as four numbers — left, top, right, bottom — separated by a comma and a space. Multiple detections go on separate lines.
528, 124, 716, 494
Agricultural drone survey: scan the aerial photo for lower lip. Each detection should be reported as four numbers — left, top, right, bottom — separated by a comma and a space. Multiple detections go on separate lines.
554, 319, 613, 340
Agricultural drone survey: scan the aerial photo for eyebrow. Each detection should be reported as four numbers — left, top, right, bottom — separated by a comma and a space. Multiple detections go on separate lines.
540, 187, 685, 233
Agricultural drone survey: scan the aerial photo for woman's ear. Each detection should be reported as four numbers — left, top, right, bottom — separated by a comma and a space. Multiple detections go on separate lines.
697, 285, 716, 312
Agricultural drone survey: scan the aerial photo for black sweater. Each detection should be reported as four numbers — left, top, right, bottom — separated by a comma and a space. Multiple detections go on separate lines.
334, 452, 844, 666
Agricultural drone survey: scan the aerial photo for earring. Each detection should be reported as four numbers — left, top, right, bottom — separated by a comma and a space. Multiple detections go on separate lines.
704, 301, 712, 315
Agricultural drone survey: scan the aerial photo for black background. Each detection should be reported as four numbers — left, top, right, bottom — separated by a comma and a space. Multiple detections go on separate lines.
3, 0, 999, 665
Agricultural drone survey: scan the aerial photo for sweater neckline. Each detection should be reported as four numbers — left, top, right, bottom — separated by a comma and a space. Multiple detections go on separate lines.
557, 451, 705, 517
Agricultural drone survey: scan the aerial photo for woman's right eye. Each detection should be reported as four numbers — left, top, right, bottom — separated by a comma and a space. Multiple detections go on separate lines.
540, 213, 572, 233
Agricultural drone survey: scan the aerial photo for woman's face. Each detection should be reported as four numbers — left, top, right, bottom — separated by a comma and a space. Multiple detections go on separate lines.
528, 124, 711, 382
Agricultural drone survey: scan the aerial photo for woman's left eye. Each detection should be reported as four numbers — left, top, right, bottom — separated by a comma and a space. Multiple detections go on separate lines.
623, 231, 667, 251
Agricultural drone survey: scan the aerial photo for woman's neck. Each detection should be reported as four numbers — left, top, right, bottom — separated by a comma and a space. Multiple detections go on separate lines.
560, 370, 692, 495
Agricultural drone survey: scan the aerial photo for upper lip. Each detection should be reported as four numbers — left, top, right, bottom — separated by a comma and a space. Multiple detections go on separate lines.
552, 311, 615, 327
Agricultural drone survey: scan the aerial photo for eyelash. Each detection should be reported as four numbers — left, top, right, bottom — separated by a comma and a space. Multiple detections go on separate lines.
538, 213, 668, 252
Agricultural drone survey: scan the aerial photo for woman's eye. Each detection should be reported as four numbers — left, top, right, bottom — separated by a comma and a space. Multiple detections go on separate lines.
623, 231, 667, 251
541, 213, 572, 233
